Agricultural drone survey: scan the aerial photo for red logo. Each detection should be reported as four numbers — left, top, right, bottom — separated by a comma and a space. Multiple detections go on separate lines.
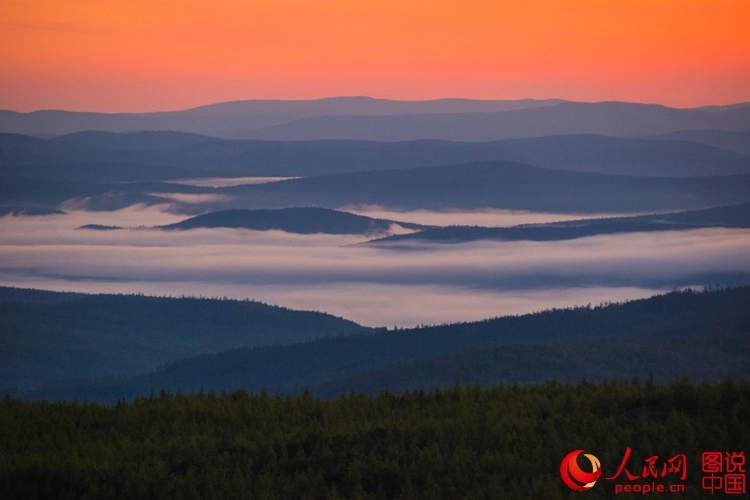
560, 450, 602, 491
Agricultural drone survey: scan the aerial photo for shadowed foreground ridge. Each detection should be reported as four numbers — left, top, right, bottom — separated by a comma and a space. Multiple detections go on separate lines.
0, 289, 373, 392
19, 286, 750, 403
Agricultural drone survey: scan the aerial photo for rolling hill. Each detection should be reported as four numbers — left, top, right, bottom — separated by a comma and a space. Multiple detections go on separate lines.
0, 288, 374, 392
479, 134, 750, 177
159, 207, 424, 235
246, 101, 750, 141
4, 159, 750, 214
226, 161, 750, 213
19, 286, 750, 403
309, 325, 748, 398
0, 97, 562, 138
2, 98, 748, 140
651, 129, 750, 156
4, 131, 750, 185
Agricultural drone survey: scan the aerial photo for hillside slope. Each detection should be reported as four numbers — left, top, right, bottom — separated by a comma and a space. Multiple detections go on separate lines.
0, 288, 373, 392
22, 287, 750, 402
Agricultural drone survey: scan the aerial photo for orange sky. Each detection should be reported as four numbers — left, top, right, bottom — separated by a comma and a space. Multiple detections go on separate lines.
1, 0, 749, 112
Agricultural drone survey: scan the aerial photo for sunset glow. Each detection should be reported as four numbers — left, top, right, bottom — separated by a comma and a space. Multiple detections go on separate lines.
1, 0, 749, 111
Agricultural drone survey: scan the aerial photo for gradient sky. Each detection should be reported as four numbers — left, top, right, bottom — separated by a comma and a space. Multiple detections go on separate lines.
1, 0, 749, 112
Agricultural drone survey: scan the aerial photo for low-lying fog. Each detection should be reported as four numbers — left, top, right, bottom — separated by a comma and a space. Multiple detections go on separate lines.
344, 206, 650, 227
1, 205, 748, 327
167, 176, 299, 188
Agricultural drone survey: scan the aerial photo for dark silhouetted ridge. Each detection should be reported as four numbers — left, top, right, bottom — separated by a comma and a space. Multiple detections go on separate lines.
0, 288, 374, 392
77, 224, 123, 231
19, 286, 750, 402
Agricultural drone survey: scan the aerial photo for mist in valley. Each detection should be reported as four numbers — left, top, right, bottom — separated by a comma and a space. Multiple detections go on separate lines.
2, 204, 748, 327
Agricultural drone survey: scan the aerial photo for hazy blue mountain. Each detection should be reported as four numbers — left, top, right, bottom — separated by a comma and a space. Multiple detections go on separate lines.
650, 129, 750, 156
246, 102, 750, 141
0, 97, 562, 138
122, 131, 750, 177
366, 202, 750, 245
180, 96, 562, 116
0, 288, 373, 392
0, 162, 211, 183
485, 134, 750, 177
0, 206, 65, 216
5, 159, 750, 214
0, 132, 217, 182
0, 175, 214, 212
1, 99, 748, 140
52, 130, 219, 150
4, 132, 750, 181
20, 287, 750, 403
161, 207, 425, 235
224, 161, 750, 213
0, 132, 210, 166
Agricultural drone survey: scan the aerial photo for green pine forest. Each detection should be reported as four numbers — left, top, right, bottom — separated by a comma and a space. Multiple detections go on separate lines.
2, 380, 749, 499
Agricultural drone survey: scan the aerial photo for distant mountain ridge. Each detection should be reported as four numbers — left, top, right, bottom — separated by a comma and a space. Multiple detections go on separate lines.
246, 102, 750, 141
1, 98, 749, 140
0, 97, 562, 138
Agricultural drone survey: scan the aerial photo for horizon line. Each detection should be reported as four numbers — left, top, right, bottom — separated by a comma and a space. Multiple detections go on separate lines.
3, 96, 750, 115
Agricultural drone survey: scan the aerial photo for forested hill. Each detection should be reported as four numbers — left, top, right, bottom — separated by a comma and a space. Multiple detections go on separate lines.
0, 286, 86, 304
160, 207, 424, 235
22, 286, 750, 403
0, 288, 374, 392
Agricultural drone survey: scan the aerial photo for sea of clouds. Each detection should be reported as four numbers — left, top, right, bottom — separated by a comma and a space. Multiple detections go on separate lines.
1, 204, 748, 327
